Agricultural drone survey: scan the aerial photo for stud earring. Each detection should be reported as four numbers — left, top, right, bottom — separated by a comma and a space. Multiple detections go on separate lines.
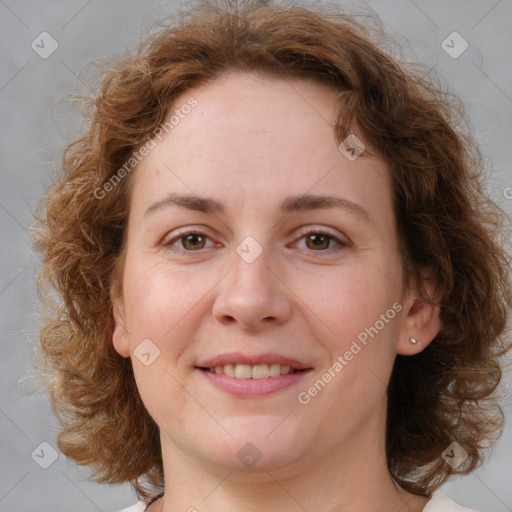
410, 337, 419, 344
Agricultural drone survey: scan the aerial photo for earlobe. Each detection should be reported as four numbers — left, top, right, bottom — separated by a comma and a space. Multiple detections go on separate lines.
112, 299, 131, 358
397, 275, 442, 356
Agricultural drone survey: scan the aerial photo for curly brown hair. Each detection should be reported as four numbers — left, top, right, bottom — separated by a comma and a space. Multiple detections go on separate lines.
33, 0, 512, 500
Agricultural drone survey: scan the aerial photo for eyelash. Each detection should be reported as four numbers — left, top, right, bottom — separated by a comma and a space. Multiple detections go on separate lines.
163, 227, 349, 256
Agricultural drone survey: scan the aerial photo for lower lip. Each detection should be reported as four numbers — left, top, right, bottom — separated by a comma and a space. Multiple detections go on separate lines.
198, 368, 312, 396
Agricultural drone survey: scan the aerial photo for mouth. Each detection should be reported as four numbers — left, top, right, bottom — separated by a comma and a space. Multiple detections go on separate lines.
195, 353, 313, 396
198, 363, 305, 379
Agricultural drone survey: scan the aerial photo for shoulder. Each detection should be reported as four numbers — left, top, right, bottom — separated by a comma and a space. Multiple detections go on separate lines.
116, 501, 147, 512
117, 491, 164, 512
424, 492, 479, 512
117, 492, 478, 512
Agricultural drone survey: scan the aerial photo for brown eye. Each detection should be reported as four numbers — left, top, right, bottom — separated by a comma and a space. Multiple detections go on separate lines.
181, 233, 206, 250
292, 229, 349, 254
164, 228, 219, 255
305, 233, 334, 250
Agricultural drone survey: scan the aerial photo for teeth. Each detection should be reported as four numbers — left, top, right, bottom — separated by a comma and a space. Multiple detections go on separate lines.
235, 364, 252, 379
223, 364, 235, 377
269, 363, 282, 377
206, 363, 299, 379
252, 364, 269, 379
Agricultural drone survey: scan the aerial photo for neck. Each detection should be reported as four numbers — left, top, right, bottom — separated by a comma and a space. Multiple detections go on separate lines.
154, 404, 430, 512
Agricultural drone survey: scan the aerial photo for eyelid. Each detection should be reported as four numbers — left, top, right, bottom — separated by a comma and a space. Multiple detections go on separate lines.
163, 225, 213, 242
290, 226, 350, 251
293, 225, 348, 241
162, 225, 350, 254
162, 226, 219, 252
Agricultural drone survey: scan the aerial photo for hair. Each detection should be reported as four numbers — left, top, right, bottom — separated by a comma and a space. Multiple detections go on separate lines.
33, 0, 512, 500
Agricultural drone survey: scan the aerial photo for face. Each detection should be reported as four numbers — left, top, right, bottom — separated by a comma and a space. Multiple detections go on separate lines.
112, 72, 433, 476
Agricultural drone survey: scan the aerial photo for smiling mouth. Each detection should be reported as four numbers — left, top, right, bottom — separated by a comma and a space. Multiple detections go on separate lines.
198, 363, 307, 379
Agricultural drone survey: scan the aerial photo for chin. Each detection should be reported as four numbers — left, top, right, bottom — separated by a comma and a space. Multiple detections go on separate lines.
191, 415, 310, 472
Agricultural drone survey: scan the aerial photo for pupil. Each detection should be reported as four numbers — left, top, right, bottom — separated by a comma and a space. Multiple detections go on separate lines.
308, 234, 329, 250
185, 234, 204, 249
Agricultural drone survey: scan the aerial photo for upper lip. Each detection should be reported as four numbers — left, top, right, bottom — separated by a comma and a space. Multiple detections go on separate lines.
196, 352, 312, 371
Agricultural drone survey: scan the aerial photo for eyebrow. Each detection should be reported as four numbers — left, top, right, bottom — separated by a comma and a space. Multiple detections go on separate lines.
144, 192, 370, 222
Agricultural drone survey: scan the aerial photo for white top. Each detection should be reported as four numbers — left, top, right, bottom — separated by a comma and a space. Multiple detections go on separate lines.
424, 492, 477, 511
117, 491, 478, 511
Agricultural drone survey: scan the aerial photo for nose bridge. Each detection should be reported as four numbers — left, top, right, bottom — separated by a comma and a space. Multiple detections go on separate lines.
212, 237, 292, 328
232, 238, 273, 292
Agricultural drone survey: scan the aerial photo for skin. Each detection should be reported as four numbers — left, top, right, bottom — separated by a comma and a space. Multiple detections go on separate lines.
112, 72, 441, 512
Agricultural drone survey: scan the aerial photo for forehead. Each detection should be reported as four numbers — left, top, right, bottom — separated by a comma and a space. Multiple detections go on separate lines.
171, 72, 341, 149
129, 72, 391, 220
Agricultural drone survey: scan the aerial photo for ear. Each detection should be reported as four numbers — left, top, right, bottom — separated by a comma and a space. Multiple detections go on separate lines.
396, 269, 442, 356
111, 287, 131, 358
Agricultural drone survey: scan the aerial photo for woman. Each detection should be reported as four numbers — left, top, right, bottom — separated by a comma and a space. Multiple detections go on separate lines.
33, 1, 511, 511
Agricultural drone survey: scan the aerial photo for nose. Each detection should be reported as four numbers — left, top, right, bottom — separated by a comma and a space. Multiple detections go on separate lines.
212, 245, 293, 331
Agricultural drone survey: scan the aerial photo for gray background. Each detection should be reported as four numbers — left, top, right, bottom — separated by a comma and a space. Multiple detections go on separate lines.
1, 1, 511, 511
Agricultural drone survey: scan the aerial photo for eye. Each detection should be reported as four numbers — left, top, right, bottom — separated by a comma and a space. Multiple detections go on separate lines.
164, 229, 216, 252
293, 230, 348, 252
163, 227, 349, 255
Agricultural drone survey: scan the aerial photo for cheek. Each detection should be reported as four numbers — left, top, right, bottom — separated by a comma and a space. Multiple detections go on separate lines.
122, 263, 203, 423
123, 260, 207, 340
293, 260, 401, 348
299, 265, 400, 417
